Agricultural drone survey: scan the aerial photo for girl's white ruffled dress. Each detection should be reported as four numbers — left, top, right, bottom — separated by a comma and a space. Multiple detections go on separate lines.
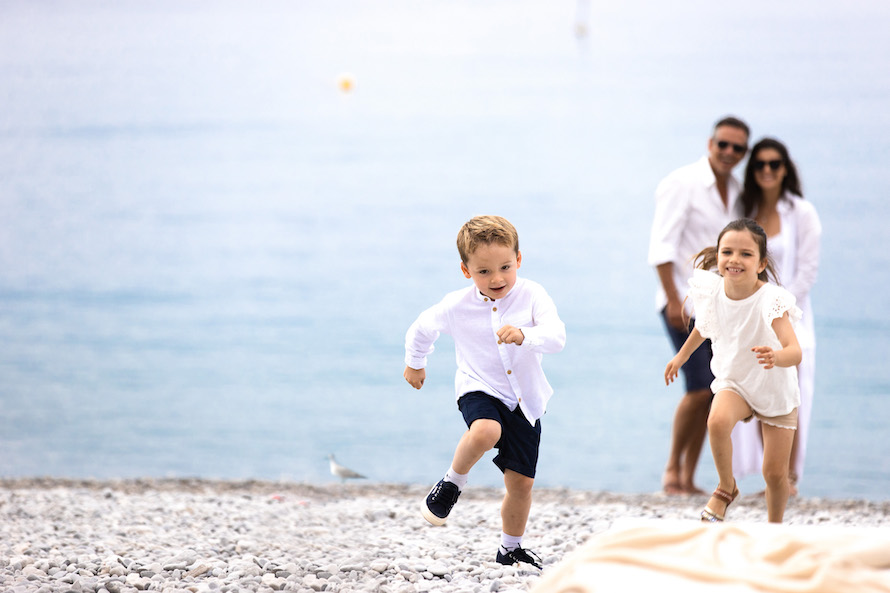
688, 269, 802, 420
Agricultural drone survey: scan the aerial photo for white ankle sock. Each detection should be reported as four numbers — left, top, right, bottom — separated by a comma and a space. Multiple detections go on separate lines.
500, 532, 522, 552
444, 467, 468, 491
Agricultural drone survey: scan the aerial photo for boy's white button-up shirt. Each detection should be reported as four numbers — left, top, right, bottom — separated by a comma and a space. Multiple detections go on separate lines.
405, 277, 565, 425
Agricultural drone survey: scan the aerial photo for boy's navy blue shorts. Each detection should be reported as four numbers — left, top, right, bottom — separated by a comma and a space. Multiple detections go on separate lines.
661, 308, 715, 393
458, 391, 541, 479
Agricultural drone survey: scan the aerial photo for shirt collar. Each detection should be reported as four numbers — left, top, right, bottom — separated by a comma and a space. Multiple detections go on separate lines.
698, 155, 718, 187
473, 278, 522, 303
699, 155, 741, 203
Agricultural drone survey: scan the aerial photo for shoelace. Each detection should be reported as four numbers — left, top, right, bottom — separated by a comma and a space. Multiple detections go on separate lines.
430, 481, 459, 504
507, 547, 542, 569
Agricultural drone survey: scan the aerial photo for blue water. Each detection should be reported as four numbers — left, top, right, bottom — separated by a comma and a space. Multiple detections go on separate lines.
1, 0, 889, 501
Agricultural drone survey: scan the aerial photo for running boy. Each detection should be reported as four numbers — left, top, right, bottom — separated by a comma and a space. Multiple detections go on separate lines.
404, 215, 566, 569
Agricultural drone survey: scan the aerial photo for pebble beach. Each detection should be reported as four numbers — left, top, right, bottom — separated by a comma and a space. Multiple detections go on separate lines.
1, 478, 888, 593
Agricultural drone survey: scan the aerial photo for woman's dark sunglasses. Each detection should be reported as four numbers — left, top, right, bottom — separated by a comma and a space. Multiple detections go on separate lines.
753, 159, 783, 171
716, 140, 747, 155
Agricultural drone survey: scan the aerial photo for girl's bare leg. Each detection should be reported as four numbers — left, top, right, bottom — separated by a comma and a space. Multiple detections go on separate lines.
762, 423, 795, 523
705, 390, 751, 515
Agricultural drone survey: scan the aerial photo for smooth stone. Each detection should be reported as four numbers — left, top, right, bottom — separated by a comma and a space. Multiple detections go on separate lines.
428, 564, 449, 577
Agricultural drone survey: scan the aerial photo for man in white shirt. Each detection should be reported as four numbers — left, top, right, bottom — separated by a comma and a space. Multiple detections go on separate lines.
648, 116, 749, 494
405, 215, 565, 569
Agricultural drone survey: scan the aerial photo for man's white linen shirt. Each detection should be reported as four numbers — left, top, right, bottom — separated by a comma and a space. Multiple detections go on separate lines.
405, 277, 565, 425
647, 156, 743, 316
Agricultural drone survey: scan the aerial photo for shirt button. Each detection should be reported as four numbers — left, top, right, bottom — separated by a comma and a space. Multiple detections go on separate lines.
507, 370, 512, 375
484, 297, 489, 301
518, 397, 522, 402
492, 307, 498, 312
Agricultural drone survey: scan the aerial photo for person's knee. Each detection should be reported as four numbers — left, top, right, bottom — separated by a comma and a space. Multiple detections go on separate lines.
687, 388, 712, 401
682, 389, 713, 412
469, 419, 501, 449
505, 471, 534, 498
707, 409, 735, 438
762, 463, 788, 487
762, 450, 790, 486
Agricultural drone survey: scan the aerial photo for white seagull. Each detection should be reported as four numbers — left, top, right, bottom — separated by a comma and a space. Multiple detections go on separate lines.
328, 454, 366, 482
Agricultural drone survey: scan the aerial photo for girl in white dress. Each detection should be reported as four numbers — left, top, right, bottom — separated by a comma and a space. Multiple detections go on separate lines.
665, 218, 802, 524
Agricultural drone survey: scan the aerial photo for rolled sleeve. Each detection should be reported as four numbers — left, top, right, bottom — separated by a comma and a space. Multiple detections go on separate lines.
648, 176, 691, 267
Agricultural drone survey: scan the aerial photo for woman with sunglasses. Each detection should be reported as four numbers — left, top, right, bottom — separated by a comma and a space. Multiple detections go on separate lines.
731, 137, 822, 496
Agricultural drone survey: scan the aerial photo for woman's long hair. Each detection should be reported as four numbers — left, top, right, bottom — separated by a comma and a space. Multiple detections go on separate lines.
740, 137, 803, 217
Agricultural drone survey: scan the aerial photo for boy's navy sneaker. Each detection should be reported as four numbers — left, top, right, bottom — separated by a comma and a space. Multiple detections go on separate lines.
421, 479, 460, 526
496, 546, 543, 570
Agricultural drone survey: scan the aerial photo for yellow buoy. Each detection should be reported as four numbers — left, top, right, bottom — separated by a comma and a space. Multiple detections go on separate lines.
337, 73, 355, 93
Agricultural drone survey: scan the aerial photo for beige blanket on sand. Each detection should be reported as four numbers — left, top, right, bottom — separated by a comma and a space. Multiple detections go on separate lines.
532, 519, 890, 593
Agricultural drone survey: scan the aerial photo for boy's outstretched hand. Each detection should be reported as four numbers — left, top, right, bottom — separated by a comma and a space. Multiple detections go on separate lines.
497, 325, 524, 346
404, 366, 425, 389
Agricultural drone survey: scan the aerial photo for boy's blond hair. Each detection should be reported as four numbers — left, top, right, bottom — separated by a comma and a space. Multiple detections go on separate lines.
456, 215, 519, 264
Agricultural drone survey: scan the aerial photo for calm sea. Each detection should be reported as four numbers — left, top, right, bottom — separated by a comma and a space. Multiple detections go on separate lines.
1, 0, 888, 501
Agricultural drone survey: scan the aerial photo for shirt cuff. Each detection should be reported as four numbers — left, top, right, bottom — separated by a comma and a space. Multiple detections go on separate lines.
405, 354, 427, 369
